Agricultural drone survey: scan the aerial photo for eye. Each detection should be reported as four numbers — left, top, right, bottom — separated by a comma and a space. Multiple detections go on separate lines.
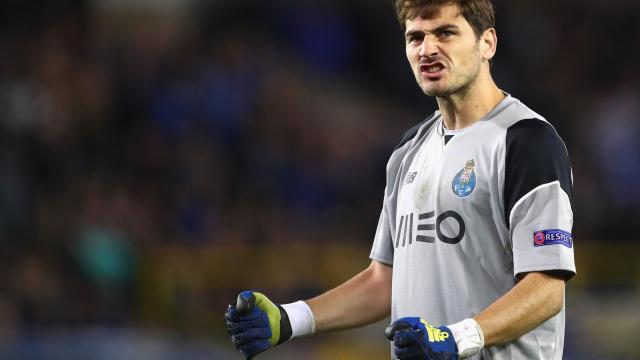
406, 33, 423, 44
439, 30, 455, 38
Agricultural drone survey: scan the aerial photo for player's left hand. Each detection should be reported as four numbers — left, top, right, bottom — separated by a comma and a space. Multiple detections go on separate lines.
386, 317, 458, 360
225, 291, 292, 359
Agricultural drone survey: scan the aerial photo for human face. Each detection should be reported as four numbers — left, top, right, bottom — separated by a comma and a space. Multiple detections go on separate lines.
404, 4, 484, 98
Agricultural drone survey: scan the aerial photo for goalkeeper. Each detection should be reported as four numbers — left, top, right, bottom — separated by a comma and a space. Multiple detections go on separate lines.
225, 0, 575, 359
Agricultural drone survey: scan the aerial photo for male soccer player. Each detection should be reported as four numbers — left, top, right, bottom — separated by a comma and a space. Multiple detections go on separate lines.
225, 0, 575, 359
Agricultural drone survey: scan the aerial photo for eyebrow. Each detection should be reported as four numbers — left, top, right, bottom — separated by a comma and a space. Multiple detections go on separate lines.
405, 24, 461, 39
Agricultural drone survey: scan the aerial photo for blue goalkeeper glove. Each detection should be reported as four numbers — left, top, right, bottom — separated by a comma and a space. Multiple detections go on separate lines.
386, 317, 459, 360
225, 291, 292, 359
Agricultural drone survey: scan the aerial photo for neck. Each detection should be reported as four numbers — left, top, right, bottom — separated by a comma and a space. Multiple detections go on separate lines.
436, 71, 505, 130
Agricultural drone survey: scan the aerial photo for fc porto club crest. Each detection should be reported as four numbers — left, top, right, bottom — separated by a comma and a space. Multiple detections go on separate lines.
452, 159, 477, 197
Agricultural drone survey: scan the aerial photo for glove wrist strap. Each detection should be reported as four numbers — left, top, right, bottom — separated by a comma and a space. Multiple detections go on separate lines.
281, 301, 316, 338
448, 318, 485, 359
276, 304, 293, 344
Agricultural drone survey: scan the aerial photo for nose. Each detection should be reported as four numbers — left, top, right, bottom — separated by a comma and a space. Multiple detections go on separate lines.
419, 36, 439, 58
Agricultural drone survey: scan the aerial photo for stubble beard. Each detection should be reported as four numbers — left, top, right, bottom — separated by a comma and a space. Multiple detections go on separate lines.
420, 63, 480, 99
418, 48, 483, 99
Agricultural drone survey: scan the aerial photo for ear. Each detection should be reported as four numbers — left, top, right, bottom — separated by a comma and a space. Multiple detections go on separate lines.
480, 28, 497, 61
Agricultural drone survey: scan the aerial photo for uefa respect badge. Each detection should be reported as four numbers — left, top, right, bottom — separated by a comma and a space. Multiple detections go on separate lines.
533, 229, 573, 248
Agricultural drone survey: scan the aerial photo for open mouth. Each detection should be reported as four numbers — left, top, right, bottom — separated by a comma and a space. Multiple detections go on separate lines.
419, 62, 446, 79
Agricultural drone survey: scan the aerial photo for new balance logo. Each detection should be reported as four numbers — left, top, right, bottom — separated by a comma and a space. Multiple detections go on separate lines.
404, 171, 418, 184
395, 210, 466, 248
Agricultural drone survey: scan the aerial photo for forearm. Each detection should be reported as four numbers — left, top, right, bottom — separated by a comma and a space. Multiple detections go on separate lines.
306, 260, 392, 333
473, 272, 565, 346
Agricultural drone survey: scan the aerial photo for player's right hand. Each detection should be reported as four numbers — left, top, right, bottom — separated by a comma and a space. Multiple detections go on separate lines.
225, 291, 292, 359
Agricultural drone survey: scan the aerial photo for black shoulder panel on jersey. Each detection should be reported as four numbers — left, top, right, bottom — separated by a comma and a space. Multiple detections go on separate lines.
394, 113, 438, 150
504, 118, 573, 227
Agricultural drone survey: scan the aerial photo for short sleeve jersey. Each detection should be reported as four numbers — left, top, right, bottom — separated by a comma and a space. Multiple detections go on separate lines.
370, 95, 575, 360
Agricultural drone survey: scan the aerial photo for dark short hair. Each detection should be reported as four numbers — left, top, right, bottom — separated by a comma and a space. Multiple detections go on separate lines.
394, 0, 495, 38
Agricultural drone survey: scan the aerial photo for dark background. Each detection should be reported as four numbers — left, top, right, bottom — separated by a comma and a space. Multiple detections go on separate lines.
0, 0, 638, 359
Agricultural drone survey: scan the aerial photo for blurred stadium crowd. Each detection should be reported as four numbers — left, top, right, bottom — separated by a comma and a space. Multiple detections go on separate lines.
0, 0, 639, 359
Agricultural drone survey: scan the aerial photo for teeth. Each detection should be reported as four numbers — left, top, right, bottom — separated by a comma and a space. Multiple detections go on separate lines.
426, 65, 441, 73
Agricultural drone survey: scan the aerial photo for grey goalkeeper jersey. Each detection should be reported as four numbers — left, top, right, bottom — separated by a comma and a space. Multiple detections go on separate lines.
370, 94, 575, 360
